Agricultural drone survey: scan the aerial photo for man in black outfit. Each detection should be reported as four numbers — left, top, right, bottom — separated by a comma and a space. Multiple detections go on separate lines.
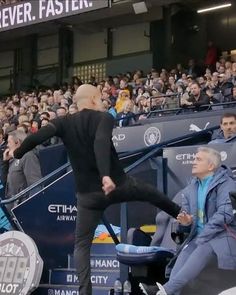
11, 84, 180, 295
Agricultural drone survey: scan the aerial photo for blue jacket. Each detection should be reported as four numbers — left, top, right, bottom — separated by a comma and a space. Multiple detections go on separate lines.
179, 165, 236, 270
209, 130, 236, 144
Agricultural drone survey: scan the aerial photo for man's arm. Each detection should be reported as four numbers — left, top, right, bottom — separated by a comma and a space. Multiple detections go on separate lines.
94, 113, 116, 194
193, 94, 210, 107
176, 190, 193, 232
94, 113, 114, 178
13, 123, 58, 159
22, 152, 42, 186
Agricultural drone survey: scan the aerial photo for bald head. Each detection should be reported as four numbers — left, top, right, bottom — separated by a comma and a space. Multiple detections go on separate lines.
76, 84, 100, 100
75, 84, 104, 111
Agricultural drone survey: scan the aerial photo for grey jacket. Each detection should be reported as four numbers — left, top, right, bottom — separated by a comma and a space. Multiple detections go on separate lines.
5, 151, 42, 198
179, 165, 236, 270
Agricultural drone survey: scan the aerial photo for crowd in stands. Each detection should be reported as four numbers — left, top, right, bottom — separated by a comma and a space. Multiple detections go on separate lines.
0, 56, 236, 198
0, 57, 236, 136
0, 0, 22, 5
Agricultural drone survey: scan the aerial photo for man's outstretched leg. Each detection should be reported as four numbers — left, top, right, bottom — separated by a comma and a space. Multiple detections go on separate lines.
73, 203, 103, 295
109, 176, 181, 218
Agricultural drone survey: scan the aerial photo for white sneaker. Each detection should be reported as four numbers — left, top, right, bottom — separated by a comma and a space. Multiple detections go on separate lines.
218, 287, 236, 295
139, 282, 167, 295
156, 282, 167, 295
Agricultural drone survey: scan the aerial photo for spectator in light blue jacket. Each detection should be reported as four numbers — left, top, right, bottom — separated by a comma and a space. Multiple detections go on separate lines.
140, 146, 236, 295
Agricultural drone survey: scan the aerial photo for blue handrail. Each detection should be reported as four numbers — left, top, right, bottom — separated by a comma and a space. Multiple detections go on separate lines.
0, 163, 71, 205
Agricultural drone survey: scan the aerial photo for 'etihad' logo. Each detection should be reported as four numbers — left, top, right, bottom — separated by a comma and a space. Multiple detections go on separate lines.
112, 134, 126, 141
48, 204, 77, 222
48, 204, 77, 214
176, 153, 196, 165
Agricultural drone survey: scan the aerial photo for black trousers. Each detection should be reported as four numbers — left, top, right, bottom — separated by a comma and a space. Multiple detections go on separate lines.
73, 176, 180, 295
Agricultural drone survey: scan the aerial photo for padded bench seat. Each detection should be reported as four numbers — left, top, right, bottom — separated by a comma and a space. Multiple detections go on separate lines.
116, 243, 174, 266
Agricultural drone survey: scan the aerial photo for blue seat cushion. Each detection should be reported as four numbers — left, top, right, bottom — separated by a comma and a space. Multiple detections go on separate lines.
116, 243, 175, 265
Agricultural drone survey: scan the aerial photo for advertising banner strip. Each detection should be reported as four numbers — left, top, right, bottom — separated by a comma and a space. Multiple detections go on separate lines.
0, 0, 109, 32
37, 285, 111, 295
50, 269, 119, 287
68, 254, 119, 270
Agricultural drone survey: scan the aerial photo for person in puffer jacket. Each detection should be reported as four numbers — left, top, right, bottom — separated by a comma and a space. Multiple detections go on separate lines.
140, 146, 236, 295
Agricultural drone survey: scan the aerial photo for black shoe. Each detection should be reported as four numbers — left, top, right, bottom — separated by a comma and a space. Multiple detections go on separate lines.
139, 283, 160, 295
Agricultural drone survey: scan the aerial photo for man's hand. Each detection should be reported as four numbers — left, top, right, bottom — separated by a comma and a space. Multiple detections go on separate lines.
8, 149, 15, 158
177, 211, 193, 226
102, 176, 116, 195
3, 148, 12, 161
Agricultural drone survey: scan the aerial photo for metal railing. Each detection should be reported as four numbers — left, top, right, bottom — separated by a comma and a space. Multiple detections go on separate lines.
1, 163, 71, 205
114, 100, 236, 125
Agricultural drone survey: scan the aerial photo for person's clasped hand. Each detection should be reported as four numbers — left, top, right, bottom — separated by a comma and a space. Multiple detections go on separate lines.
177, 211, 193, 226
102, 176, 116, 195
3, 148, 13, 161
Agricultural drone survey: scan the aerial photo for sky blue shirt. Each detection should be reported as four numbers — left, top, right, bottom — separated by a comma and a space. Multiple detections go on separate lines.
197, 175, 213, 234
108, 108, 117, 118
